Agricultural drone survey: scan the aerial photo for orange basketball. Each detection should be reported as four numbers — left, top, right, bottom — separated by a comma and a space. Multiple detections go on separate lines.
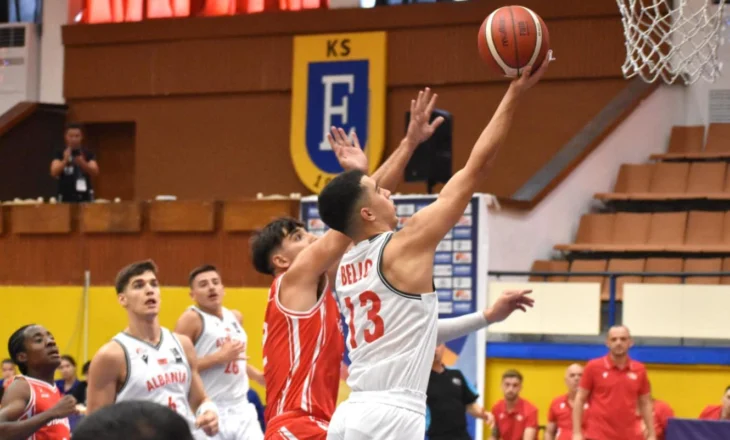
477, 6, 550, 78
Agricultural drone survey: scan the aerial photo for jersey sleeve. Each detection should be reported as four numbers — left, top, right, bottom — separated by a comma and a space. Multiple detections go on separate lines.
579, 362, 594, 391
547, 399, 557, 422
526, 405, 539, 428
459, 371, 479, 405
638, 367, 650, 396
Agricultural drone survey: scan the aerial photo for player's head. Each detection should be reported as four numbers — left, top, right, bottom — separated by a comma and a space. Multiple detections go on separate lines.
189, 264, 224, 311
59, 355, 77, 381
7, 324, 60, 376
722, 385, 730, 411
251, 217, 317, 275
65, 122, 84, 149
433, 344, 446, 364
72, 400, 194, 440
1, 359, 15, 380
564, 363, 583, 393
318, 170, 397, 239
606, 325, 632, 357
501, 369, 523, 402
115, 260, 161, 319
82, 360, 91, 379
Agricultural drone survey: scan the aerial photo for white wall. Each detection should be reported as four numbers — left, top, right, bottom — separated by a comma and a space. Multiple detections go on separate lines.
487, 85, 684, 271
39, 0, 68, 104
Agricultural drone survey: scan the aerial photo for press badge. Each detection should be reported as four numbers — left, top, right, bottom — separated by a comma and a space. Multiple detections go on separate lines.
76, 178, 87, 192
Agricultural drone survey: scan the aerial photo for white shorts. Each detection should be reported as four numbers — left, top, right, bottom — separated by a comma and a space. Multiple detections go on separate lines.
326, 391, 426, 440
194, 402, 264, 440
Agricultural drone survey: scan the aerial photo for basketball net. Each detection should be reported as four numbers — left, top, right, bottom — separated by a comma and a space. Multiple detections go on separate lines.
616, 0, 727, 84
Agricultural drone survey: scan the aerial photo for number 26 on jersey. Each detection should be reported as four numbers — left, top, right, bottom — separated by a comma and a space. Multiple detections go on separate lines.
344, 291, 384, 348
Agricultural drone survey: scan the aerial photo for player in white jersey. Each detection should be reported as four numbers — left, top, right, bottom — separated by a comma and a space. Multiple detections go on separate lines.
86, 260, 219, 439
175, 264, 265, 440
317, 55, 551, 439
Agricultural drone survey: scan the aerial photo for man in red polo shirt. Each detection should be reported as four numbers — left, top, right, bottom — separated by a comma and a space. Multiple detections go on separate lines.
489, 369, 538, 440
545, 364, 589, 440
699, 385, 730, 420
572, 325, 655, 440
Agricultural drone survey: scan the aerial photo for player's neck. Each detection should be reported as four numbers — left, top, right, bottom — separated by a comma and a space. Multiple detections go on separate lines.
197, 303, 223, 319
432, 361, 445, 373
567, 390, 577, 403
26, 368, 55, 386
126, 317, 162, 345
609, 352, 628, 367
505, 397, 519, 411
351, 223, 392, 244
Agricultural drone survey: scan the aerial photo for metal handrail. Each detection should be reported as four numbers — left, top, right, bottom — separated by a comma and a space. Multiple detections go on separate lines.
487, 270, 730, 327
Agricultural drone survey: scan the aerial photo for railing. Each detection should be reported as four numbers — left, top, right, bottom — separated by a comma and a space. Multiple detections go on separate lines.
488, 270, 730, 327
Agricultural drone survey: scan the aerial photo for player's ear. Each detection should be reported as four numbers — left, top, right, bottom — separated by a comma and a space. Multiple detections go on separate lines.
117, 292, 128, 308
15, 352, 27, 364
360, 206, 375, 223
271, 253, 290, 271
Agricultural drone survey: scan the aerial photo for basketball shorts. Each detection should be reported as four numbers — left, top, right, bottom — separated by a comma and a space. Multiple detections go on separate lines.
193, 401, 264, 440
265, 411, 329, 440
326, 391, 426, 440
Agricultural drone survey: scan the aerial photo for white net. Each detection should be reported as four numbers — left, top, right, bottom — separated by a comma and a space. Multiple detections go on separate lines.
616, 0, 727, 84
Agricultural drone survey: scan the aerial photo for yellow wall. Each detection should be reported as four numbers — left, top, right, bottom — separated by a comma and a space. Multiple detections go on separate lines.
485, 358, 729, 426
0, 286, 269, 397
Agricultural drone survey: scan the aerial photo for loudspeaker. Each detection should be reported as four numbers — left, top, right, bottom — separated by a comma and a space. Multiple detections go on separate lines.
404, 109, 452, 193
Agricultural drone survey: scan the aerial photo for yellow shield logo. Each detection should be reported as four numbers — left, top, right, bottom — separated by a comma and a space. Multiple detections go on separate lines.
290, 32, 387, 193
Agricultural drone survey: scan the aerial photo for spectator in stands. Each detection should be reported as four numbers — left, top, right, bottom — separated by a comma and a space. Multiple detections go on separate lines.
0, 359, 16, 390
426, 344, 494, 440
50, 123, 99, 203
573, 325, 654, 440
489, 369, 538, 440
55, 355, 82, 399
699, 385, 730, 420
72, 400, 194, 440
635, 398, 673, 440
77, 360, 90, 406
545, 364, 588, 440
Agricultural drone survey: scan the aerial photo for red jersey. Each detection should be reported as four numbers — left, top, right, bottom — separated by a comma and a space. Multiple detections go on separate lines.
547, 394, 589, 440
699, 404, 727, 420
263, 274, 345, 425
16, 376, 71, 440
491, 398, 538, 440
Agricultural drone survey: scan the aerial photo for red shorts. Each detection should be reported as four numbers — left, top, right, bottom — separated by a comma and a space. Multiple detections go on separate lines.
265, 412, 329, 440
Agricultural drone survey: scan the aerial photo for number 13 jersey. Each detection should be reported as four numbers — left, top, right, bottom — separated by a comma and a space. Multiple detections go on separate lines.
336, 232, 439, 403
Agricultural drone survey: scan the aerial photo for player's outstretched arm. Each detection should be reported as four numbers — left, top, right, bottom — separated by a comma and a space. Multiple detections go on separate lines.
178, 333, 219, 436
86, 341, 124, 414
395, 59, 550, 253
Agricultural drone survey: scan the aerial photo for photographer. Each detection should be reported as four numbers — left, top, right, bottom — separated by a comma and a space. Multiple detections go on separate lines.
50, 123, 99, 203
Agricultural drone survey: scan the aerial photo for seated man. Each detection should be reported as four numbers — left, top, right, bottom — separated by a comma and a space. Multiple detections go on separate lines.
699, 386, 730, 420
489, 370, 538, 440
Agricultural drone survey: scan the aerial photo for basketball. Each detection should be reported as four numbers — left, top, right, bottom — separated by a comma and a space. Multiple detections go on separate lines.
477, 6, 550, 78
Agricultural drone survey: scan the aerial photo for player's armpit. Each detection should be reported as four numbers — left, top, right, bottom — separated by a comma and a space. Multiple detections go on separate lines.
174, 309, 203, 345
280, 230, 351, 312
177, 333, 208, 411
86, 341, 124, 414
0, 379, 30, 422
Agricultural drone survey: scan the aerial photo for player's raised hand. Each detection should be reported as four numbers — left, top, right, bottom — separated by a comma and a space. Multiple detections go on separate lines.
510, 50, 552, 94
328, 126, 368, 173
47, 395, 78, 419
484, 289, 534, 324
216, 340, 245, 364
195, 408, 219, 436
406, 88, 444, 146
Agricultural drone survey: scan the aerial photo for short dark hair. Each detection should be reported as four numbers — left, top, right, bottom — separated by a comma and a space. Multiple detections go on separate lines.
65, 122, 84, 133
115, 260, 158, 294
502, 369, 523, 382
188, 264, 218, 287
1, 359, 13, 365
8, 325, 32, 375
250, 217, 305, 275
60, 355, 76, 367
317, 169, 366, 235
72, 400, 194, 440
725, 385, 730, 394
82, 360, 91, 376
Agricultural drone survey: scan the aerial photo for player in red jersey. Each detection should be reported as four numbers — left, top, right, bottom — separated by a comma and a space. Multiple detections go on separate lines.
250, 89, 444, 439
0, 324, 78, 440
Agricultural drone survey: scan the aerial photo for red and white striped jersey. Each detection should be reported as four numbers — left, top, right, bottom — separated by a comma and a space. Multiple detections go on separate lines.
16, 376, 71, 440
262, 273, 345, 424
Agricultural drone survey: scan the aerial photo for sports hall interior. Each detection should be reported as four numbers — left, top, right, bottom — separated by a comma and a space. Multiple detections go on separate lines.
0, 0, 728, 437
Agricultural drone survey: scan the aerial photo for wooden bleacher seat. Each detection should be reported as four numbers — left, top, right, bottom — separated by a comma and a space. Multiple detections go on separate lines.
643, 258, 683, 284
611, 213, 652, 248
675, 211, 726, 252
721, 258, 730, 285
646, 212, 688, 249
648, 162, 690, 194
704, 123, 730, 154
684, 258, 722, 284
567, 260, 607, 290
649, 125, 705, 160
687, 162, 727, 195
604, 258, 645, 300
528, 260, 570, 282
553, 213, 614, 251
595, 164, 654, 201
